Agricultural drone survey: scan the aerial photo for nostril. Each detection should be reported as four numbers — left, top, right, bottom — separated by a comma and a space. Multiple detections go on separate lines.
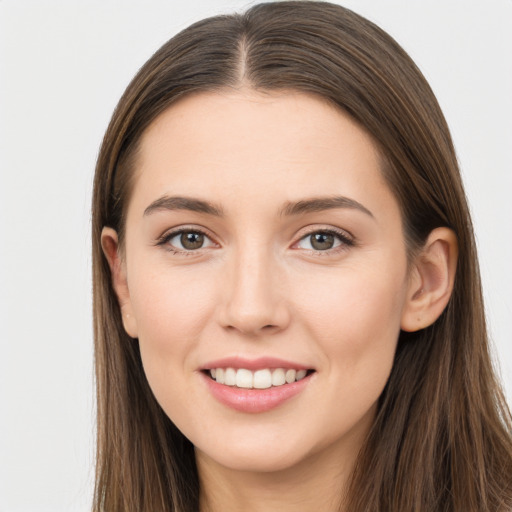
224, 322, 282, 335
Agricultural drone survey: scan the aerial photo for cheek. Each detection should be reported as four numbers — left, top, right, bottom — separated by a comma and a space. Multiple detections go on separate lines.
291, 265, 406, 443
295, 261, 407, 382
127, 267, 223, 426
128, 265, 218, 377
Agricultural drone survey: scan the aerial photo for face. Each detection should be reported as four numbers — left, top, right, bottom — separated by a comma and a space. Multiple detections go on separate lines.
110, 90, 415, 474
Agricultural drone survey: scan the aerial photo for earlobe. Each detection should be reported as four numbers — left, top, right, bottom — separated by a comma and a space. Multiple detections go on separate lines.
401, 227, 458, 332
101, 227, 139, 338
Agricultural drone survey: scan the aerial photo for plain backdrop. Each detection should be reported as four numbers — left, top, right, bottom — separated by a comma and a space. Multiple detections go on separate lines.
0, 1, 511, 510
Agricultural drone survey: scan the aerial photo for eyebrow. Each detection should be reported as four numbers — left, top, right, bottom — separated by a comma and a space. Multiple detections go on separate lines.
144, 195, 225, 217
143, 194, 373, 219
280, 196, 374, 218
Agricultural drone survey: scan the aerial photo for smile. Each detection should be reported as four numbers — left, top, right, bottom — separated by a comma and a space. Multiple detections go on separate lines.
207, 367, 311, 389
201, 359, 315, 413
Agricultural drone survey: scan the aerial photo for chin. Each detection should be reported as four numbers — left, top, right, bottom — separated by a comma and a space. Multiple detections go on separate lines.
194, 428, 329, 475
204, 448, 307, 474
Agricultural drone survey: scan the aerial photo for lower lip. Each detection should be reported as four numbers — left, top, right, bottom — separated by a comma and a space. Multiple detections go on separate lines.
202, 372, 312, 413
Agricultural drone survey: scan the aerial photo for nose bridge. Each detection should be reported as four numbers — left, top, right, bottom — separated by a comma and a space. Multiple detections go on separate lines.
219, 239, 289, 335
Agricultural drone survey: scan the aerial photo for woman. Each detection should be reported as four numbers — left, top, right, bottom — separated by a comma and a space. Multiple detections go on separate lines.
91, 1, 512, 510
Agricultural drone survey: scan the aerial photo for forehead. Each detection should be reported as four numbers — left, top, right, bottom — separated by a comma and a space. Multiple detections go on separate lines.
129, 89, 396, 221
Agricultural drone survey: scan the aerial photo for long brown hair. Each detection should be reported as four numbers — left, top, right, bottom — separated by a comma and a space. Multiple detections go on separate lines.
91, 2, 512, 510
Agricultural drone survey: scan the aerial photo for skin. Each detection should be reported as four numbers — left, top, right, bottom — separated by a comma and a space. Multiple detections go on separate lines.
102, 89, 457, 512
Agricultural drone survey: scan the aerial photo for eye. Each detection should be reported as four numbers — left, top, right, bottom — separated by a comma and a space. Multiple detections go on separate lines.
295, 229, 353, 252
158, 229, 216, 252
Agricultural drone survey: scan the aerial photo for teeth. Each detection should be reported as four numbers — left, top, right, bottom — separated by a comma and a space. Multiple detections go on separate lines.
271, 368, 286, 386
236, 369, 253, 388
211, 367, 310, 389
296, 369, 307, 381
224, 367, 236, 386
215, 368, 225, 384
253, 369, 272, 389
285, 369, 296, 384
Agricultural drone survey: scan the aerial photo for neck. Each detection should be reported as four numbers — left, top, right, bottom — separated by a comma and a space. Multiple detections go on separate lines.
197, 442, 358, 512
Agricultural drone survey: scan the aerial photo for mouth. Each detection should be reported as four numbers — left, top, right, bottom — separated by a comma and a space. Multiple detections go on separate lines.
200, 357, 316, 412
203, 367, 315, 390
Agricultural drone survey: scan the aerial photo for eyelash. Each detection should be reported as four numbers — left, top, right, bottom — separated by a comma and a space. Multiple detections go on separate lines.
156, 227, 215, 255
156, 227, 355, 255
294, 227, 355, 255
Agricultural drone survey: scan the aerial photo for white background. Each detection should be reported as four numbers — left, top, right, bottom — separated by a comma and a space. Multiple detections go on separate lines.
0, 1, 510, 510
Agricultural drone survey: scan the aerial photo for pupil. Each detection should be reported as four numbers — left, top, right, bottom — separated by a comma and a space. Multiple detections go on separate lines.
311, 233, 334, 250
181, 232, 204, 250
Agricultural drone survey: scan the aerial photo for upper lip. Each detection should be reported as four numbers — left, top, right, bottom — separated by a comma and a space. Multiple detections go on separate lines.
200, 356, 312, 372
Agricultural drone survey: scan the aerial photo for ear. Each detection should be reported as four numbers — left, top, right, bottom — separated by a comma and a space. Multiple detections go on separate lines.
101, 227, 139, 338
401, 227, 458, 332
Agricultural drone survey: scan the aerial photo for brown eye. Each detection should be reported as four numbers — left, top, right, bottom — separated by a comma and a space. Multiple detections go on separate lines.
161, 229, 215, 252
310, 232, 335, 250
180, 232, 205, 250
295, 229, 353, 253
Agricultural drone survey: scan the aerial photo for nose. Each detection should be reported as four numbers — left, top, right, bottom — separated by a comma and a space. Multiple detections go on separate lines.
217, 246, 291, 336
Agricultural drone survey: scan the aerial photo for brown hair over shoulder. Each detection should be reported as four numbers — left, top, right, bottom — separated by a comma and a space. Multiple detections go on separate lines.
92, 2, 512, 510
